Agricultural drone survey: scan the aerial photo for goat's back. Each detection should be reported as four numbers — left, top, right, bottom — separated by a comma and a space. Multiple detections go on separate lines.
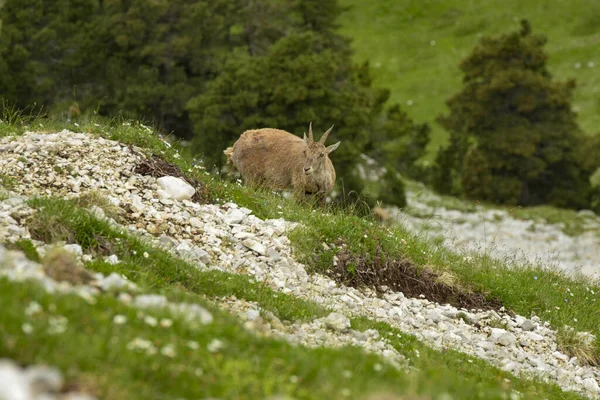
230, 128, 305, 188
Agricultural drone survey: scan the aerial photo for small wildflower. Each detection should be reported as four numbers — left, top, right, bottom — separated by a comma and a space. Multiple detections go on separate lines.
127, 337, 157, 355
401, 238, 407, 245
187, 340, 200, 350
342, 370, 353, 379
113, 315, 127, 325
194, 368, 204, 377
373, 363, 383, 372
25, 301, 42, 316
289, 375, 299, 384
161, 344, 177, 358
160, 318, 173, 328
47, 316, 68, 335
341, 388, 352, 397
143, 252, 149, 258
144, 316, 158, 327
22, 323, 34, 335
533, 276, 538, 280
207, 338, 225, 353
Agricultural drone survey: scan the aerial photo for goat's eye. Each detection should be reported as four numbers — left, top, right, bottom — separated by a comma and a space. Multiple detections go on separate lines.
319, 153, 325, 158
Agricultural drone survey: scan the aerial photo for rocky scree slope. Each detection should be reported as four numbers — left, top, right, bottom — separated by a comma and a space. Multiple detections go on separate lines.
0, 130, 599, 399
394, 186, 600, 279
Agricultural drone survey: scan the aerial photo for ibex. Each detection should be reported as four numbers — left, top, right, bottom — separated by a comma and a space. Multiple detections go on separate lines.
224, 123, 341, 201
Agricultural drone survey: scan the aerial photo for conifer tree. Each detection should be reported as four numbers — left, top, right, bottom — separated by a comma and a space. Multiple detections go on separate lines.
435, 20, 592, 209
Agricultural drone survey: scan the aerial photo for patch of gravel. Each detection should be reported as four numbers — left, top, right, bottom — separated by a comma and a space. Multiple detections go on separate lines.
392, 185, 600, 280
1, 130, 600, 398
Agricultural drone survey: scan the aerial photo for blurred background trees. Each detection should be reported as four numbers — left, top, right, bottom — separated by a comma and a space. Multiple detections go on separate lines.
0, 0, 421, 207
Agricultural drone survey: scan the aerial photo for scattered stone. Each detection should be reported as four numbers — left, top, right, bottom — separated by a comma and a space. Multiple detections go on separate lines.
224, 208, 245, 225
324, 312, 351, 333
520, 319, 536, 332
242, 239, 266, 256
104, 254, 120, 265
156, 176, 195, 200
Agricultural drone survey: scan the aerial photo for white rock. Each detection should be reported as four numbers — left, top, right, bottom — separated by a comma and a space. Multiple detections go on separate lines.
324, 312, 351, 333
490, 328, 516, 347
527, 332, 545, 342
130, 195, 145, 213
156, 176, 195, 200
104, 255, 120, 265
242, 239, 266, 256
189, 217, 203, 229
224, 208, 245, 225
100, 273, 131, 291
582, 377, 600, 393
63, 244, 83, 257
25, 365, 63, 395
246, 309, 260, 321
192, 247, 211, 264
0, 360, 31, 400
520, 319, 536, 331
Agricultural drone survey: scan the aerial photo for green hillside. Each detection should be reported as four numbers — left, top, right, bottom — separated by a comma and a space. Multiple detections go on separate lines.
338, 0, 600, 154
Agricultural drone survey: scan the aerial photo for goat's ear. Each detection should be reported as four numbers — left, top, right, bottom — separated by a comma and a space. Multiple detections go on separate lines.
303, 133, 309, 144
326, 141, 340, 153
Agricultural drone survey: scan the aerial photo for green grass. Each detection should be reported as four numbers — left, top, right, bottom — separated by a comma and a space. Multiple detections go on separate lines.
337, 0, 600, 157
1, 195, 583, 399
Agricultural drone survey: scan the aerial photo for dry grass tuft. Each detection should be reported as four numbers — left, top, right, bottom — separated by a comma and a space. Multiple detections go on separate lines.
43, 247, 95, 285
557, 326, 600, 366
74, 190, 123, 222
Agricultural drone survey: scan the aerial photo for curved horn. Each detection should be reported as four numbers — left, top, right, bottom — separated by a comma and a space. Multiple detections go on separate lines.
319, 125, 334, 144
308, 122, 314, 142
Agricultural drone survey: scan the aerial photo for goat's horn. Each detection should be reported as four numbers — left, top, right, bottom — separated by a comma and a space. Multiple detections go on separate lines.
319, 125, 334, 144
308, 122, 314, 142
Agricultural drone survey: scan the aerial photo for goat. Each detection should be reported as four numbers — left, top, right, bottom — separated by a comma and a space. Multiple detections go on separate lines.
224, 122, 341, 201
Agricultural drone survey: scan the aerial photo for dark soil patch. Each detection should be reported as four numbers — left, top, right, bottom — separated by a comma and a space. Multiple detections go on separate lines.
133, 153, 210, 203
331, 241, 505, 312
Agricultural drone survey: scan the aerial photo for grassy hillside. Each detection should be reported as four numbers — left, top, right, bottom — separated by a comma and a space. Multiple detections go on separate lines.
1, 115, 600, 398
338, 0, 600, 155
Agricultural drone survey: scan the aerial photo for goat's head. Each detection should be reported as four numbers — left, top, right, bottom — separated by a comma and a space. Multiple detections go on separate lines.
301, 122, 341, 175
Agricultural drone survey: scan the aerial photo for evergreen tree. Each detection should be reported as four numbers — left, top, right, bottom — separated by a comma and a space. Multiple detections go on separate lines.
187, 33, 381, 192
435, 20, 592, 209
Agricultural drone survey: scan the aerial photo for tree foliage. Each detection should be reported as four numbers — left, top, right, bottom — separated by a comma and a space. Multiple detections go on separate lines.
0, 0, 427, 205
435, 20, 593, 209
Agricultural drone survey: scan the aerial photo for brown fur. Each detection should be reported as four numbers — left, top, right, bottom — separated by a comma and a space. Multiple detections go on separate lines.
224, 123, 340, 200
